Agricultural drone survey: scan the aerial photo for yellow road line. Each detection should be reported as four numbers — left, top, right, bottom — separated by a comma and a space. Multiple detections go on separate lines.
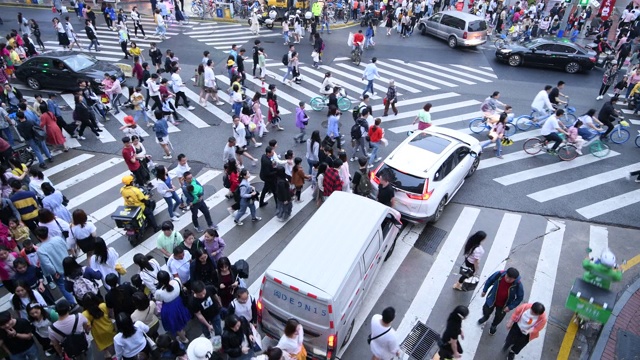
558, 314, 578, 360
621, 254, 640, 272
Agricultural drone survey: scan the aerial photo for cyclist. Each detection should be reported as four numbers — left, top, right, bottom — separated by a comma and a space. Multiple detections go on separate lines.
540, 108, 569, 154
320, 71, 338, 96
531, 85, 554, 122
575, 109, 605, 141
597, 96, 621, 140
352, 29, 365, 54
548, 81, 568, 106
480, 91, 507, 124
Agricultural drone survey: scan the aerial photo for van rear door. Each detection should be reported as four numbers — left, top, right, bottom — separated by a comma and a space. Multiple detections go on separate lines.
259, 273, 333, 357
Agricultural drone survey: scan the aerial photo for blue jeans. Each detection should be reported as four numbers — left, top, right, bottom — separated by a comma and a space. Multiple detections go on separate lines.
235, 198, 256, 222
26, 138, 52, 165
164, 191, 183, 218
156, 25, 166, 36
232, 102, 242, 117
2, 127, 14, 146
362, 79, 374, 97
9, 343, 39, 360
134, 109, 151, 125
276, 200, 292, 219
283, 30, 289, 43
200, 313, 222, 338
282, 66, 293, 82
55, 275, 77, 305
321, 21, 330, 33
481, 138, 503, 156
307, 159, 318, 174
87, 38, 99, 51
368, 141, 380, 166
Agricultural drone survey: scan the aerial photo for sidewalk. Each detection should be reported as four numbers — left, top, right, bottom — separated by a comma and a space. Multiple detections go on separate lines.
590, 279, 640, 360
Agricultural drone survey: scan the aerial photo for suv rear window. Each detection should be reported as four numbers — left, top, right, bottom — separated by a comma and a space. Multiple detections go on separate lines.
409, 133, 451, 154
468, 20, 487, 31
376, 164, 425, 194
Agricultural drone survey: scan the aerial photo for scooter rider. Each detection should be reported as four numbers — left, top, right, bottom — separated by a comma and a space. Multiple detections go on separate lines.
121, 175, 160, 232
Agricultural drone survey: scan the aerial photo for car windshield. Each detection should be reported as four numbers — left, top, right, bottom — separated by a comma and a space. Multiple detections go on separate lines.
408, 133, 451, 154
522, 40, 540, 48
376, 164, 425, 194
63, 54, 97, 72
468, 20, 486, 31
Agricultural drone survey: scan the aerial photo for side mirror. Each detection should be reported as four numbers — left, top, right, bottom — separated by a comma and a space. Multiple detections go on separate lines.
470, 151, 478, 158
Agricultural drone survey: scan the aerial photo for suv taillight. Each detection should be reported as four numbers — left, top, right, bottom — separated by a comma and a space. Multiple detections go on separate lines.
406, 180, 433, 200
463, 31, 468, 39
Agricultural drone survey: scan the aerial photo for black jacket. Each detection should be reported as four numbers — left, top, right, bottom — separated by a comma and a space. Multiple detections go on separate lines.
16, 119, 36, 141
276, 178, 292, 202
236, 56, 245, 73
221, 317, 252, 358
259, 154, 276, 182
85, 25, 97, 40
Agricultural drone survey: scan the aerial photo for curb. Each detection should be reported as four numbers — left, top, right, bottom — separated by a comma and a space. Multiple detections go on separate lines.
589, 278, 640, 360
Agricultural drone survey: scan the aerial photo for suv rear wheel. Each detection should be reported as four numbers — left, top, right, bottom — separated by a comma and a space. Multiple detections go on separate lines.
448, 36, 457, 48
431, 196, 447, 223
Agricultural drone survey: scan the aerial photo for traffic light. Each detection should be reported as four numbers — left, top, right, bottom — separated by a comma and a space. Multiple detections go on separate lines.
565, 0, 571, 3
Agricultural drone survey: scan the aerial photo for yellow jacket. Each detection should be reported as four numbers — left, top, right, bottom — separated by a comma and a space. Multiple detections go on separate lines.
312, 2, 322, 16
630, 82, 640, 98
120, 185, 148, 210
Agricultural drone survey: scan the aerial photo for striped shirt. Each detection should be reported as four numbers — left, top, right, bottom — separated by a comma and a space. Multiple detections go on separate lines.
10, 190, 39, 221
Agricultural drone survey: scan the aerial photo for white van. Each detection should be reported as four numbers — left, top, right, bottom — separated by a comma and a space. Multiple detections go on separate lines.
257, 192, 402, 359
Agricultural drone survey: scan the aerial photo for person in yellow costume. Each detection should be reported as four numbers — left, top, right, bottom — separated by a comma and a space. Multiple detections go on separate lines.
120, 175, 160, 232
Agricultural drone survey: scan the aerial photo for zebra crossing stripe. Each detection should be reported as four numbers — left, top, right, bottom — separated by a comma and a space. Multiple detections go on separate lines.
300, 65, 379, 100
522, 220, 565, 360
478, 149, 544, 170
462, 213, 522, 359
43, 153, 95, 177
66, 170, 131, 210
370, 93, 459, 112
334, 63, 421, 93
181, 86, 234, 123
375, 60, 457, 88
493, 151, 621, 186
387, 100, 481, 134
576, 189, 640, 219
418, 61, 493, 83
56, 158, 124, 191
450, 64, 498, 79
390, 59, 475, 85
317, 65, 389, 95
60, 94, 117, 143
527, 163, 640, 202
396, 207, 481, 343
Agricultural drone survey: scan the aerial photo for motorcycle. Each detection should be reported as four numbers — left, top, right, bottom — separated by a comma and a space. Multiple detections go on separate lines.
111, 187, 155, 246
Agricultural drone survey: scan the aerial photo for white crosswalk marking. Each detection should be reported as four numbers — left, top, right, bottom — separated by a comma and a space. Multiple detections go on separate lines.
576, 189, 640, 219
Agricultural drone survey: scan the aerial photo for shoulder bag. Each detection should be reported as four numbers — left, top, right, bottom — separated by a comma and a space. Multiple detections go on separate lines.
367, 327, 391, 345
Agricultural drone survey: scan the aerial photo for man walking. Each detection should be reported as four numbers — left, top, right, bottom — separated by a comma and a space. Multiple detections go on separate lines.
252, 40, 261, 77
182, 171, 217, 232
282, 45, 295, 84
478, 267, 525, 335
503, 302, 548, 360
15, 111, 53, 169
377, 171, 395, 207
369, 307, 401, 360
294, 101, 308, 143
362, 57, 380, 99
35, 227, 78, 306
258, 146, 277, 208
122, 136, 148, 187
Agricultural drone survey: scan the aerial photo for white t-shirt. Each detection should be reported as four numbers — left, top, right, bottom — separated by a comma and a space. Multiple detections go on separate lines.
223, 144, 236, 163
154, 279, 182, 303
531, 90, 553, 112
70, 222, 96, 241
114, 321, 149, 359
540, 115, 560, 136
517, 309, 539, 334
204, 66, 216, 88
369, 314, 399, 359
167, 252, 192, 284
40, 218, 70, 240
466, 245, 485, 263
233, 122, 247, 148
173, 162, 191, 181
89, 247, 120, 290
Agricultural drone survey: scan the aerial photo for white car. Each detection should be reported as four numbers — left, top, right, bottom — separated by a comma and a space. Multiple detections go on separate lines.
370, 126, 482, 223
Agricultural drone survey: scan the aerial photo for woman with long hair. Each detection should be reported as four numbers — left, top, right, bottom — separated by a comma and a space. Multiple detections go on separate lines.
37, 208, 69, 241
306, 130, 322, 174
82, 292, 116, 358
437, 305, 469, 359
114, 312, 152, 359
131, 291, 159, 339
453, 231, 486, 291
29, 19, 44, 50
217, 257, 238, 311
251, 92, 267, 138
52, 17, 70, 49
133, 253, 162, 295
155, 270, 191, 343
153, 164, 184, 221
222, 314, 255, 359
89, 237, 119, 290
277, 318, 306, 359
190, 247, 219, 288
27, 166, 53, 199
11, 280, 47, 318
196, 64, 207, 105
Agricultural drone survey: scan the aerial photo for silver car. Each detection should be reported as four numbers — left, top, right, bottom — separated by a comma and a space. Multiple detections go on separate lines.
418, 10, 488, 48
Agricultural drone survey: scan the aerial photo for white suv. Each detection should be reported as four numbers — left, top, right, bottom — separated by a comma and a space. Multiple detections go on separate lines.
370, 126, 481, 223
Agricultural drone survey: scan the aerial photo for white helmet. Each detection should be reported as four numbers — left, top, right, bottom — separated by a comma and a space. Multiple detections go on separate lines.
599, 248, 617, 267
305, 11, 313, 19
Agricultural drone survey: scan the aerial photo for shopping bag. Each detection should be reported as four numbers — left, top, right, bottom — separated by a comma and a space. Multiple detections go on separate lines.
461, 276, 479, 291
61, 6, 68, 13
347, 32, 354, 46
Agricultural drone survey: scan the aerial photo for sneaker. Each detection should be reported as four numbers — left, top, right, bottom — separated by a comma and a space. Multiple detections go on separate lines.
252, 217, 262, 221
48, 157, 54, 163
367, 164, 374, 169
227, 207, 235, 216
45, 350, 54, 357
163, 155, 173, 159
596, 95, 603, 100
254, 142, 262, 147
209, 224, 219, 230
97, 134, 104, 139
477, 317, 488, 325
187, 106, 196, 110
195, 227, 203, 233
215, 101, 225, 106
507, 351, 515, 360
171, 216, 180, 221
39, 163, 47, 169
350, 157, 357, 162
78, 136, 86, 140
576, 148, 583, 155
375, 157, 382, 162
489, 325, 497, 335
235, 220, 244, 226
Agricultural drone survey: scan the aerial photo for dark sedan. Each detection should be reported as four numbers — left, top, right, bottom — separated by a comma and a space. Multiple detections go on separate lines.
15, 51, 125, 92
495, 38, 597, 74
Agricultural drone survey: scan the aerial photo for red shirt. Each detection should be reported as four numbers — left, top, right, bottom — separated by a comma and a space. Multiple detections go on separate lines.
494, 277, 511, 308
159, 85, 170, 97
122, 146, 140, 171
353, 33, 365, 46
368, 125, 383, 143
132, 63, 144, 80
323, 167, 343, 197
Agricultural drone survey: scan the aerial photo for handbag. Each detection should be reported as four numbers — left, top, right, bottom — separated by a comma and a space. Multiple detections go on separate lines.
54, 219, 70, 238
115, 263, 127, 275
459, 263, 474, 277
461, 276, 479, 291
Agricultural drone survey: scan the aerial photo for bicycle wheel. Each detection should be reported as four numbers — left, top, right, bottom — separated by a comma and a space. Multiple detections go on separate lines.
559, 113, 577, 127
19, 150, 35, 168
310, 97, 325, 112
468, 118, 486, 134
504, 122, 517, 136
337, 97, 352, 112
516, 115, 534, 131
636, 135, 640, 148
354, 52, 361, 66
557, 144, 578, 161
523, 138, 543, 155
589, 141, 610, 158
610, 128, 630, 144
191, 4, 203, 17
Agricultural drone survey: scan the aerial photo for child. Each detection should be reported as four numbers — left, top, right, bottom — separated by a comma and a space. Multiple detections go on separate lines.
130, 87, 152, 126
568, 120, 586, 155
8, 218, 29, 249
26, 303, 58, 356
0, 222, 17, 252
283, 150, 294, 178
614, 75, 628, 97
291, 157, 310, 202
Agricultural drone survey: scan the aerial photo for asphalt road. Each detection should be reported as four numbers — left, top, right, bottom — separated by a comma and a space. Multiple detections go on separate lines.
1, 6, 639, 359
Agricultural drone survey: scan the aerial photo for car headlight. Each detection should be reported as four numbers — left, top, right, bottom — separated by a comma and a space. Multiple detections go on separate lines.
500, 49, 512, 53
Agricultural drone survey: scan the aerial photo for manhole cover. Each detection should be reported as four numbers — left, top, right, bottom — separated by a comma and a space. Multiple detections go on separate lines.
414, 226, 447, 255
401, 322, 440, 360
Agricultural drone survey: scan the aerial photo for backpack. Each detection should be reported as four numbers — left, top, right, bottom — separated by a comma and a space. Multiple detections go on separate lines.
223, 173, 231, 189
32, 125, 46, 140
282, 53, 289, 66
233, 185, 243, 203
352, 104, 365, 121
356, 169, 371, 197
351, 122, 363, 140
242, 101, 254, 116
50, 314, 89, 358
71, 276, 99, 300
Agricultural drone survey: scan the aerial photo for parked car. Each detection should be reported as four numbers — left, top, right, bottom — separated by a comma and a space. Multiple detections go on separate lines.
15, 51, 125, 91
370, 126, 481, 223
417, 10, 488, 48
495, 37, 597, 74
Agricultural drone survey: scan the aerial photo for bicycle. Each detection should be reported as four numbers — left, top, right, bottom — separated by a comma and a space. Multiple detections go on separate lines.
523, 134, 579, 161
468, 115, 517, 137
607, 118, 631, 144
494, 32, 525, 49
635, 130, 640, 148
310, 87, 352, 112
351, 45, 362, 66
581, 133, 611, 158
515, 102, 577, 131
11, 143, 35, 168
